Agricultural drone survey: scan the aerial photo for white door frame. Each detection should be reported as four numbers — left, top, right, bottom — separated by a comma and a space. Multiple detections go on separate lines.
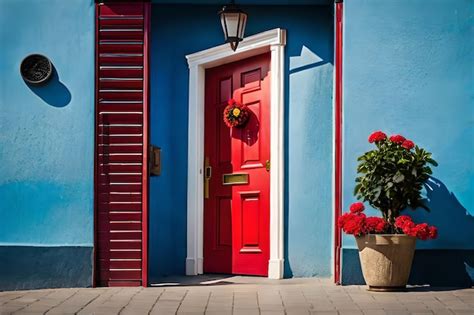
185, 28, 286, 279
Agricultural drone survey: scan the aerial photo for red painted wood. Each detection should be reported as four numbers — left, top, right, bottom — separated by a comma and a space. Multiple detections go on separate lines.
99, 211, 142, 222
99, 67, 144, 78
334, 2, 344, 284
99, 43, 144, 54
141, 1, 150, 287
100, 250, 142, 260
98, 154, 143, 163
100, 3, 144, 16
99, 173, 142, 182
204, 53, 271, 276
98, 203, 143, 212
99, 19, 144, 29
98, 146, 143, 155
109, 260, 142, 269
98, 125, 143, 134
98, 103, 143, 112
98, 113, 143, 124
99, 90, 143, 101
100, 30, 144, 41
98, 184, 142, 193
98, 135, 143, 144
98, 194, 142, 203
99, 164, 142, 173
95, 1, 149, 287
93, 2, 100, 288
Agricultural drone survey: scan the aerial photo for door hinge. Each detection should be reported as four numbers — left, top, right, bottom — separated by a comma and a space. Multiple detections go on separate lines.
265, 160, 270, 172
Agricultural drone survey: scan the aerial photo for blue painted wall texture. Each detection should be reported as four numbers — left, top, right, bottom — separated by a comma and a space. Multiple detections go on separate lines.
0, 0, 94, 289
149, 4, 334, 280
1, 0, 471, 289
342, 0, 474, 285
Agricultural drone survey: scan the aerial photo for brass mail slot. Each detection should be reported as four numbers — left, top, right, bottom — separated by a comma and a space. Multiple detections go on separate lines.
222, 173, 249, 185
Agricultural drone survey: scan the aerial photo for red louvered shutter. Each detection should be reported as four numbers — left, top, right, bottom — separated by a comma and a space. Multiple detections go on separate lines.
94, 2, 150, 287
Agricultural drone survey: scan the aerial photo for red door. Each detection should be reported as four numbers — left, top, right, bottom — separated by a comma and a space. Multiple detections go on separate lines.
204, 53, 271, 276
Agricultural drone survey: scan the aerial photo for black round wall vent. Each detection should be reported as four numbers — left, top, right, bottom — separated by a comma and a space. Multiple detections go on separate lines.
20, 54, 53, 85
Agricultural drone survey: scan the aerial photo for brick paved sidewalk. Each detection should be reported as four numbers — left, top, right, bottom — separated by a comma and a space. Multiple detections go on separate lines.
0, 276, 473, 315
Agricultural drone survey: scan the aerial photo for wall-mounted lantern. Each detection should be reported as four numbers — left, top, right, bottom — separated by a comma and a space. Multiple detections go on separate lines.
20, 54, 53, 85
218, 0, 248, 51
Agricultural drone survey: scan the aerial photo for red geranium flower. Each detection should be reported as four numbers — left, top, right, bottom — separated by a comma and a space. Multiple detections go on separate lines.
412, 223, 430, 240
368, 131, 387, 143
394, 215, 413, 229
394, 215, 438, 240
337, 212, 354, 229
366, 217, 388, 233
338, 212, 367, 236
343, 213, 367, 236
389, 134, 406, 144
349, 202, 365, 213
402, 140, 415, 150
403, 221, 416, 236
429, 226, 438, 239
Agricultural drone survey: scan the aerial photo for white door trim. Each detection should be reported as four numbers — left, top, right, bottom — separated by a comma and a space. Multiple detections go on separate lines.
185, 28, 286, 279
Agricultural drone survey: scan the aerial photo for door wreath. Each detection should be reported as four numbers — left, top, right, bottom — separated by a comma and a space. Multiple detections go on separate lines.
223, 99, 250, 128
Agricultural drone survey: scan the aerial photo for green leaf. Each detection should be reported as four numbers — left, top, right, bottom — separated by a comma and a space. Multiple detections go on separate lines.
427, 158, 438, 166
373, 186, 382, 200
353, 183, 362, 196
393, 173, 405, 183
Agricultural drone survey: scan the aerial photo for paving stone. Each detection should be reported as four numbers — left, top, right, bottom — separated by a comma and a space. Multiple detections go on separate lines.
205, 311, 232, 315
260, 311, 285, 315
259, 303, 285, 311
382, 311, 411, 315
285, 308, 310, 315
0, 277, 471, 315
339, 310, 364, 315
427, 310, 454, 315
233, 310, 260, 315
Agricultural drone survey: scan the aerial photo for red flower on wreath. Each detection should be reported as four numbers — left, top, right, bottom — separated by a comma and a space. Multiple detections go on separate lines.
223, 99, 250, 128
368, 131, 387, 143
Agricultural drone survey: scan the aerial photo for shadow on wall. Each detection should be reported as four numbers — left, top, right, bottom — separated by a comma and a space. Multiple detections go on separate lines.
25, 66, 71, 107
408, 177, 474, 287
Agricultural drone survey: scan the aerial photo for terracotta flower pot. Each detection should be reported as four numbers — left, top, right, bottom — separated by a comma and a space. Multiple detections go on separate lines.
355, 234, 416, 291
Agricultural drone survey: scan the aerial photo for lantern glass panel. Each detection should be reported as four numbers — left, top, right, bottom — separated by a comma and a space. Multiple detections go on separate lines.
220, 14, 228, 39
223, 12, 240, 39
238, 13, 247, 39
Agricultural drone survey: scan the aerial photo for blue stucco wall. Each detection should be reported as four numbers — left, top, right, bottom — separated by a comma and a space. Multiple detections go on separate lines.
149, 4, 334, 280
0, 0, 94, 289
342, 0, 474, 285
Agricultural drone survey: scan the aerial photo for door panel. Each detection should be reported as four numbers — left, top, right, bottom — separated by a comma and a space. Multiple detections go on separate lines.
204, 52, 270, 276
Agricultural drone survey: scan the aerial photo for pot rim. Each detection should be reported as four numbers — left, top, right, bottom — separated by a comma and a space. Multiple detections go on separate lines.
356, 233, 416, 238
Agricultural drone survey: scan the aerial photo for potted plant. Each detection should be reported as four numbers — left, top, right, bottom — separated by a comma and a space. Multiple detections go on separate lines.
338, 131, 438, 291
